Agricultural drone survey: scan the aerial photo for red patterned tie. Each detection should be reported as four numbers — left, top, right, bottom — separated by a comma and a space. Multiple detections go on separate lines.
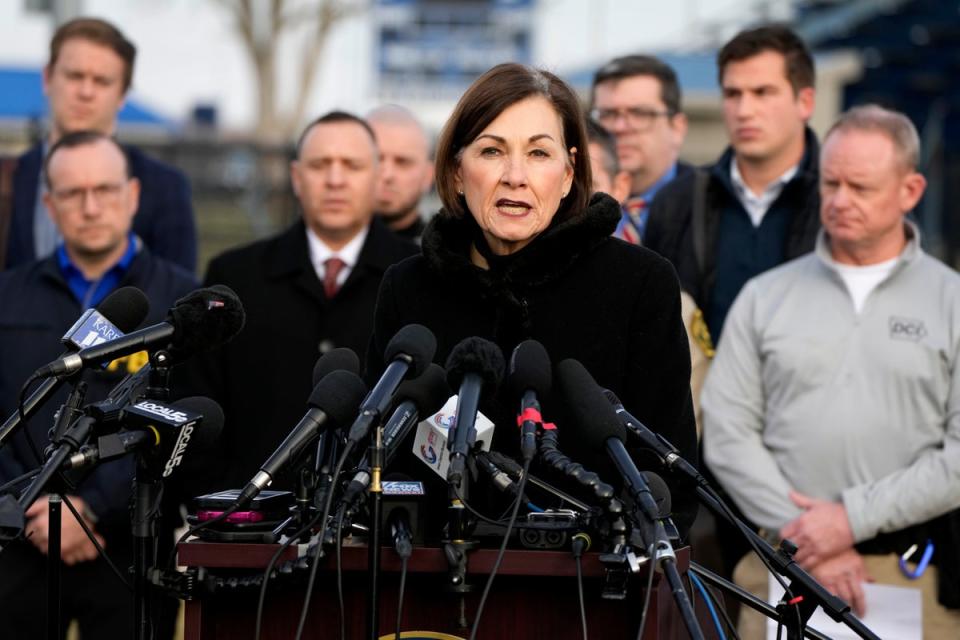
323, 257, 346, 298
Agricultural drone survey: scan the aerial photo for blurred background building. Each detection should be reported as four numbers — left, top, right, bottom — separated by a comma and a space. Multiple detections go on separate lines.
0, 0, 956, 271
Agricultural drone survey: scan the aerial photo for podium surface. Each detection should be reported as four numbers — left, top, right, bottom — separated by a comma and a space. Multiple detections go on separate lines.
179, 541, 717, 639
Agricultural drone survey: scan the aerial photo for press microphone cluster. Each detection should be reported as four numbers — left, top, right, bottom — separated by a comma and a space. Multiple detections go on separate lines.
556, 359, 669, 535
238, 369, 368, 508
0, 287, 152, 448
32, 285, 245, 379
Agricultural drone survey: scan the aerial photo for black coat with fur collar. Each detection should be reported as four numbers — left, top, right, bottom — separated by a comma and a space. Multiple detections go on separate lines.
368, 193, 699, 536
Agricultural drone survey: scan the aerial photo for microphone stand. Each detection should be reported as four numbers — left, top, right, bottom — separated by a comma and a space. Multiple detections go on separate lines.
696, 485, 880, 640
7, 409, 97, 640
132, 349, 172, 640
133, 463, 162, 640
0, 378, 68, 448
44, 381, 88, 640
624, 423, 882, 640
689, 563, 833, 640
604, 438, 704, 640
366, 423, 384, 640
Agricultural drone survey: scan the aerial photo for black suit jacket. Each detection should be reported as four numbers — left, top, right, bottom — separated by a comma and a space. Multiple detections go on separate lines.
190, 218, 418, 492
5, 142, 198, 272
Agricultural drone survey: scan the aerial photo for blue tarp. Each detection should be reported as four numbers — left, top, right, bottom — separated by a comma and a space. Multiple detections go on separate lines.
0, 66, 174, 128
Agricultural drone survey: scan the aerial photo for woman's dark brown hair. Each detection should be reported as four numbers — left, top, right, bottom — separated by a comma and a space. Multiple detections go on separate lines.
435, 63, 592, 222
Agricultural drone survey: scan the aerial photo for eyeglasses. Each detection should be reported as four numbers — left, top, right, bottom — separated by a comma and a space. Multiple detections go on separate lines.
50, 182, 127, 211
591, 106, 674, 131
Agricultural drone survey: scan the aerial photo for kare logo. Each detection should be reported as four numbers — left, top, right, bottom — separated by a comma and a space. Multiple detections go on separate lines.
889, 316, 927, 342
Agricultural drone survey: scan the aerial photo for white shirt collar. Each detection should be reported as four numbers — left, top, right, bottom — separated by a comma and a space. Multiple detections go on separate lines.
305, 223, 370, 286
730, 158, 799, 227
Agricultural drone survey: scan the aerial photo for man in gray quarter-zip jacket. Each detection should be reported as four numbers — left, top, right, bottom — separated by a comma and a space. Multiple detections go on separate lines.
702, 105, 960, 640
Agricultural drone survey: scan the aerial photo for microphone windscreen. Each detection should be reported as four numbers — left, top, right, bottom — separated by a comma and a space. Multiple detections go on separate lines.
507, 339, 552, 399
384, 324, 437, 378
312, 348, 361, 385
308, 370, 368, 425
168, 285, 246, 357
396, 363, 451, 416
445, 337, 505, 393
97, 286, 150, 333
172, 396, 225, 450
643, 471, 673, 518
555, 359, 626, 450
602, 388, 622, 409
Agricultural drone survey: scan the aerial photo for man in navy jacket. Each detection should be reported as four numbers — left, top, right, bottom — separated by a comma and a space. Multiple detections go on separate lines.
0, 131, 197, 638
3, 17, 196, 272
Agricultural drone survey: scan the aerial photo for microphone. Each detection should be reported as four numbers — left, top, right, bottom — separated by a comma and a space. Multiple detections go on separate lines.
388, 506, 414, 559
602, 389, 700, 482
312, 348, 361, 385
61, 286, 150, 350
644, 471, 680, 542
346, 324, 436, 444
507, 340, 552, 462
238, 370, 368, 507
66, 396, 224, 478
0, 287, 151, 448
444, 337, 504, 486
341, 364, 450, 506
475, 451, 529, 502
32, 285, 245, 379
555, 359, 669, 542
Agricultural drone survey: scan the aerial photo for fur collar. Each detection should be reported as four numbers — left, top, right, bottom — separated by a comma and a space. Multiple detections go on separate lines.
421, 192, 621, 293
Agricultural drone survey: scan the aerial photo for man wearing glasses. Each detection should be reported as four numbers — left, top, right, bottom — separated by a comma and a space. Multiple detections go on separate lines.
0, 130, 196, 638
2, 17, 196, 272
590, 55, 690, 244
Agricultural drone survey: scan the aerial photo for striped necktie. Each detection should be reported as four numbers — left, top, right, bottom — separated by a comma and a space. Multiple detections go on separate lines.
618, 196, 646, 245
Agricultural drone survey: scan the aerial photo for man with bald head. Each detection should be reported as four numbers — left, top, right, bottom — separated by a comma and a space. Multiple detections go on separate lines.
367, 105, 434, 242
194, 111, 417, 492
0, 130, 196, 638
703, 105, 960, 638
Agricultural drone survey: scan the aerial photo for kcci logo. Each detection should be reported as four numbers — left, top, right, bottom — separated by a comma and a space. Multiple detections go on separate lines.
889, 316, 927, 342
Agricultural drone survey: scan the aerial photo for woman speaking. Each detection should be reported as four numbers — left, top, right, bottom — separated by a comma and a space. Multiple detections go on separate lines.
368, 63, 698, 536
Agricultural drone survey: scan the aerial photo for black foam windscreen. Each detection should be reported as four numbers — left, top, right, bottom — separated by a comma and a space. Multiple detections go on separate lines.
312, 348, 361, 386
167, 285, 246, 357
172, 396, 225, 450
396, 363, 451, 416
384, 324, 437, 378
308, 369, 368, 426
445, 337, 505, 393
507, 339, 552, 399
643, 471, 673, 518
97, 286, 150, 333
602, 388, 622, 408
554, 358, 626, 450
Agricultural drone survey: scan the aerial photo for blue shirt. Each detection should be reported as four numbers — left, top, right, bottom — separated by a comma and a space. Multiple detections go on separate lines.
56, 233, 139, 309
615, 163, 678, 242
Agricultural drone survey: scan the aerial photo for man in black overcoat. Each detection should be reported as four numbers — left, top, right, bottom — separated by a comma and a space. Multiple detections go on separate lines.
190, 111, 417, 493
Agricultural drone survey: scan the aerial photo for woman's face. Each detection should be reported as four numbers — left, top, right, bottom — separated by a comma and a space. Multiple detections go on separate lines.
456, 96, 575, 256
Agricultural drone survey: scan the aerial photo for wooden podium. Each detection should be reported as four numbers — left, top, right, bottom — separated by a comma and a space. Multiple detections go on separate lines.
178, 541, 718, 639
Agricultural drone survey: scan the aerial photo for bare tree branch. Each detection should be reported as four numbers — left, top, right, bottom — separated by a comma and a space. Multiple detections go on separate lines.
216, 0, 365, 142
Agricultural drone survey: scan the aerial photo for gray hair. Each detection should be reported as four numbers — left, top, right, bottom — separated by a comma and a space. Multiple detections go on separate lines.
824, 104, 920, 171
